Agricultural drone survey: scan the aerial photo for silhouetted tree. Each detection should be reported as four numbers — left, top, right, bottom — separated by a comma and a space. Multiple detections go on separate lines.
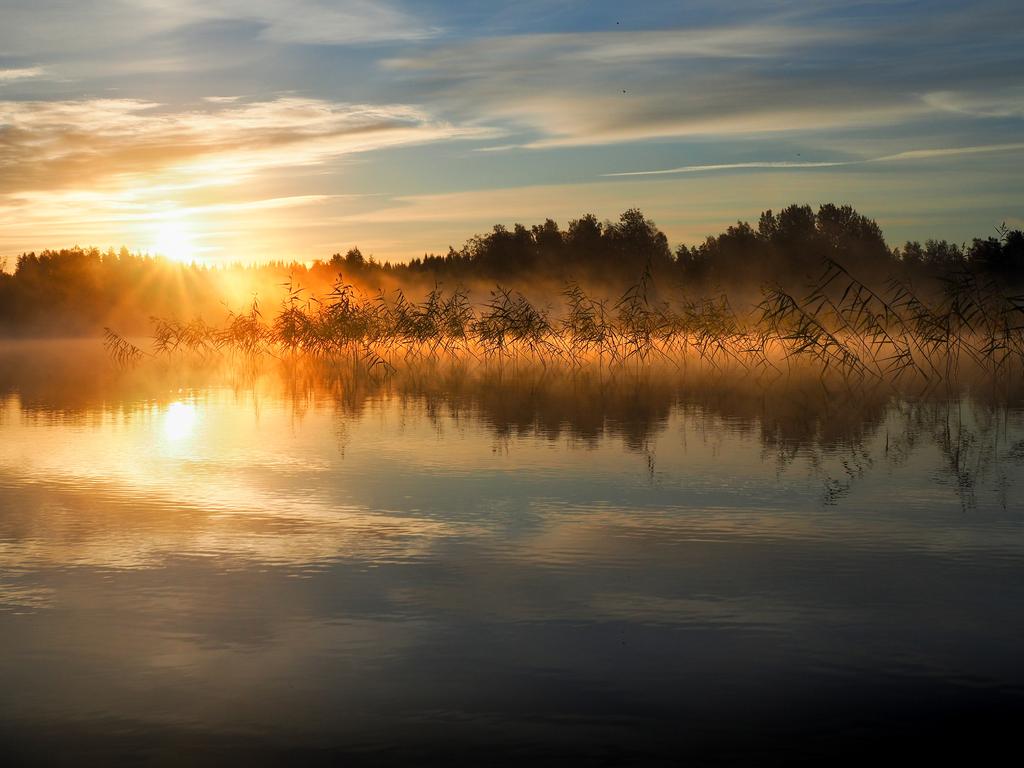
604, 208, 672, 271
331, 247, 366, 272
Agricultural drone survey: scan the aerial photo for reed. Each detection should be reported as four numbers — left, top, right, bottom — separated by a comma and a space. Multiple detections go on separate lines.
102, 262, 1024, 385
474, 286, 559, 361
102, 327, 144, 366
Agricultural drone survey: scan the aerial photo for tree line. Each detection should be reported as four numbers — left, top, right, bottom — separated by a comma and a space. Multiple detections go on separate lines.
1, 204, 1021, 335
335, 204, 1023, 287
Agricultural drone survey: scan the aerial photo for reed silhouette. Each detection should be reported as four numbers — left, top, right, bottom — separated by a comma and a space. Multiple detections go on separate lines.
92, 254, 1024, 387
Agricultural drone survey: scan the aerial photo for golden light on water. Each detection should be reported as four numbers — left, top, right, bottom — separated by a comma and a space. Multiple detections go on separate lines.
163, 401, 198, 442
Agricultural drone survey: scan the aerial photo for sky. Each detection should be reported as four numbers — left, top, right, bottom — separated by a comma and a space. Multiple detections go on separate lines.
0, 0, 1022, 265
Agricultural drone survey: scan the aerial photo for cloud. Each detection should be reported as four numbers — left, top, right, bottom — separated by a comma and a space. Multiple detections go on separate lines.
0, 95, 492, 261
0, 67, 44, 82
383, 28, 911, 146
0, 96, 490, 194
385, 26, 849, 70
385, 9, 1024, 149
603, 143, 1024, 177
244, 0, 438, 44
873, 143, 1024, 162
0, 1, 438, 81
604, 161, 854, 177
134, 0, 439, 45
922, 89, 1024, 119
0, 0, 435, 58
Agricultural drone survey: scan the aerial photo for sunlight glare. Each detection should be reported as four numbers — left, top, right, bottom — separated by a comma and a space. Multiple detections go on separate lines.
163, 401, 198, 442
152, 218, 196, 263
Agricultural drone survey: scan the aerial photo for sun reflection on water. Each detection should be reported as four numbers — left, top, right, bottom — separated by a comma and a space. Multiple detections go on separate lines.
163, 401, 198, 442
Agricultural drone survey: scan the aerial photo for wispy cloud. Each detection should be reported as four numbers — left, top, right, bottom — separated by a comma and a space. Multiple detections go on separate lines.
922, 90, 1024, 119
0, 67, 44, 82
0, 1, 436, 56
603, 143, 1024, 177
384, 27, 920, 147
387, 7, 1023, 150
385, 25, 849, 70
604, 161, 854, 177
0, 96, 490, 194
138, 0, 439, 45
874, 143, 1024, 162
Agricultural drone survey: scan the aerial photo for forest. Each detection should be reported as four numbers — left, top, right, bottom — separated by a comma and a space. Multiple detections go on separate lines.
1, 203, 1021, 338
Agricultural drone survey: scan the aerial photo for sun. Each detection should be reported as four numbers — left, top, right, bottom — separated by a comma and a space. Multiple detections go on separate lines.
152, 217, 196, 263
163, 401, 198, 442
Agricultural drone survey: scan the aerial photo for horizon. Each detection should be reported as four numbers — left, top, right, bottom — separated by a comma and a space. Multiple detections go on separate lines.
1, 1, 1022, 265
1, 201, 1012, 277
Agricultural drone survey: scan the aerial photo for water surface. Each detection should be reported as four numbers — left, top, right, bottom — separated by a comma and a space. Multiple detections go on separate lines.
1, 341, 1023, 765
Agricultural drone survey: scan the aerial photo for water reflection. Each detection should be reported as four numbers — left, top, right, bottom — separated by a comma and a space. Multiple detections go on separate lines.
163, 400, 198, 442
0, 341, 1023, 764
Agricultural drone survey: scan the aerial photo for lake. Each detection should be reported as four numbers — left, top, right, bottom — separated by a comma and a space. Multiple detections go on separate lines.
1, 341, 1023, 765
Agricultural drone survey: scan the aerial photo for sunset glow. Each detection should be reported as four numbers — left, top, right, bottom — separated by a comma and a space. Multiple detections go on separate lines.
0, 2, 1021, 265
152, 217, 197, 263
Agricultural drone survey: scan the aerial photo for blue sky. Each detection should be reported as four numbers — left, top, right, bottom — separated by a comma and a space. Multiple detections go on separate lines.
0, 0, 1021, 263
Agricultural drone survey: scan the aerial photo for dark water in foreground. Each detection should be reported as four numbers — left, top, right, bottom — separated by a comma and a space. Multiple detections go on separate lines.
1, 342, 1023, 765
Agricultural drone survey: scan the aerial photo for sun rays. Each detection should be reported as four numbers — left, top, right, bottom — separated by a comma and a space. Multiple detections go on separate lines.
152, 216, 197, 263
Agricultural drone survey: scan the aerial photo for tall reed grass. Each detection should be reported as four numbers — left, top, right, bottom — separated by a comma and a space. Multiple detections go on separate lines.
104, 261, 1024, 384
